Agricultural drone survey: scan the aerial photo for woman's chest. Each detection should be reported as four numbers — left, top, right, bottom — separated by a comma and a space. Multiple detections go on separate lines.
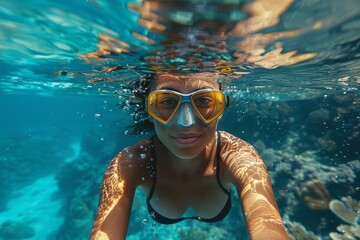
140, 174, 230, 219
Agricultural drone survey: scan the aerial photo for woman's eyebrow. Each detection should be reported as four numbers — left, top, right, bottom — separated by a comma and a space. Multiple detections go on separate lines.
158, 87, 179, 91
190, 87, 215, 92
158, 87, 216, 92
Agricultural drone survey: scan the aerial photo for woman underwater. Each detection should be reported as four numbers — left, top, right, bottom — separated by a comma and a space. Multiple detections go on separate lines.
89, 72, 290, 239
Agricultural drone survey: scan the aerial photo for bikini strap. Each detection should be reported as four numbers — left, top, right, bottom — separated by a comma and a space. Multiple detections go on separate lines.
216, 131, 230, 194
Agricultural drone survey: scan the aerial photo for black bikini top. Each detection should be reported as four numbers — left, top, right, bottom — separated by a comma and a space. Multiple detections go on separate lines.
146, 131, 231, 224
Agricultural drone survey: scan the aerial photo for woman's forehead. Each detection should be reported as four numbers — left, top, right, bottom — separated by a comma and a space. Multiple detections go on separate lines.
152, 73, 219, 91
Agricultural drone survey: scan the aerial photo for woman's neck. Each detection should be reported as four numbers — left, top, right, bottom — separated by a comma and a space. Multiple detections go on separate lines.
154, 135, 218, 177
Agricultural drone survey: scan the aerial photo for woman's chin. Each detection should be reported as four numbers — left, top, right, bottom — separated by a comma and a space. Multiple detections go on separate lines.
170, 148, 203, 160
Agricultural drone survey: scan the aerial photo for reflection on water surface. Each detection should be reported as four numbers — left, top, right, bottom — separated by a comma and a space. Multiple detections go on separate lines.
0, 0, 359, 99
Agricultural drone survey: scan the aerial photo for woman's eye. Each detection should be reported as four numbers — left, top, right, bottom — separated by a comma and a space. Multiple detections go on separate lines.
159, 98, 177, 106
196, 97, 212, 107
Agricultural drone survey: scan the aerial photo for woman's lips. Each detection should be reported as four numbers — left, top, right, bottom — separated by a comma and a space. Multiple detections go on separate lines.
172, 134, 201, 144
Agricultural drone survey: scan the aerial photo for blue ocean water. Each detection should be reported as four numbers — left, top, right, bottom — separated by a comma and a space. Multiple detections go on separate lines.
0, 0, 359, 239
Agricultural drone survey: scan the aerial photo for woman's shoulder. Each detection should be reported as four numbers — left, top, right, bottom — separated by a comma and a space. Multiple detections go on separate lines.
218, 131, 265, 183
218, 130, 261, 164
121, 136, 153, 155
218, 130, 252, 149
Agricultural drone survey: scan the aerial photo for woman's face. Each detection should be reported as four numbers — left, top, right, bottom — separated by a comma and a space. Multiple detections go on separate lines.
150, 73, 222, 159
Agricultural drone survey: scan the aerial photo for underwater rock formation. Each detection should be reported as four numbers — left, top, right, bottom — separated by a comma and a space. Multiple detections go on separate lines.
53, 195, 95, 240
329, 196, 360, 240
53, 128, 126, 240
177, 226, 236, 240
0, 220, 35, 239
0, 130, 67, 211
178, 228, 208, 240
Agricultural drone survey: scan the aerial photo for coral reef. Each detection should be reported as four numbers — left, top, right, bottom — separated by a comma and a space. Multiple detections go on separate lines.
326, 160, 360, 198
285, 221, 321, 240
297, 180, 331, 210
307, 109, 331, 124
267, 145, 359, 236
329, 196, 360, 240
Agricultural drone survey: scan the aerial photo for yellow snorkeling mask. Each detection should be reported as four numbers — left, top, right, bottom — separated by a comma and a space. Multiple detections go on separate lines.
147, 89, 228, 124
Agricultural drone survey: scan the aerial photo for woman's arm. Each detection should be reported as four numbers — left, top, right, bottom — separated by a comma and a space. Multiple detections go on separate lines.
221, 132, 289, 240
89, 151, 137, 240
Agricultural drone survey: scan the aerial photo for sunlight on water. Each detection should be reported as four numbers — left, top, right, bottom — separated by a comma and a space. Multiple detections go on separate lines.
0, 0, 359, 99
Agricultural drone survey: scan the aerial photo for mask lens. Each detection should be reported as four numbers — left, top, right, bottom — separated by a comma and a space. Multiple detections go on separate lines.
192, 91, 225, 122
148, 92, 181, 123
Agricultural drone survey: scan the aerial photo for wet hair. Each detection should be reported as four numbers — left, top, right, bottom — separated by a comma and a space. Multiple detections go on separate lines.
117, 73, 155, 135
